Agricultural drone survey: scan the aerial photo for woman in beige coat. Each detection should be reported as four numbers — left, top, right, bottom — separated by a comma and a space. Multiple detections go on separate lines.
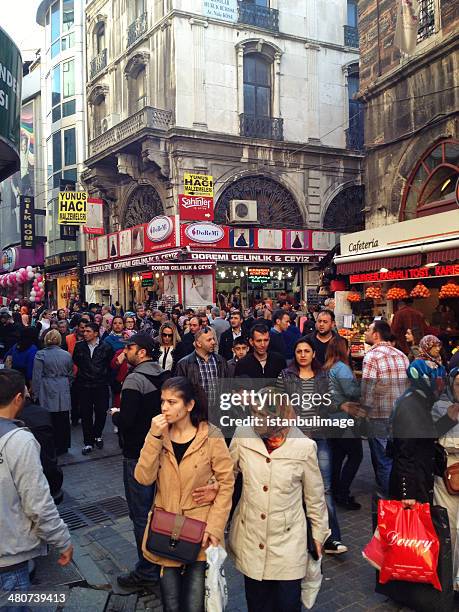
135, 377, 234, 612
228, 388, 330, 612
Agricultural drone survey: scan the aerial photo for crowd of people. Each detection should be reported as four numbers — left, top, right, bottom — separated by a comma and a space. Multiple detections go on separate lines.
1, 294, 459, 611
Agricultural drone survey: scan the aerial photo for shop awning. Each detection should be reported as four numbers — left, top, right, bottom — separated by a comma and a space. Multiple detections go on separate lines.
426, 248, 459, 264
337, 253, 422, 275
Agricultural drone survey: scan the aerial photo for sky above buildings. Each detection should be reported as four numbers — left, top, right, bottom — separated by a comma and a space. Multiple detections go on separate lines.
2, 2, 43, 61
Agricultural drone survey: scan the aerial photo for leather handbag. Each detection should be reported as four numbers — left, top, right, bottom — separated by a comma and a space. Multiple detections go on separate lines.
145, 508, 206, 564
443, 461, 459, 495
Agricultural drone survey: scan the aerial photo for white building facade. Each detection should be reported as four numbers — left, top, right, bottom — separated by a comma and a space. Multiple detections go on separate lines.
36, 0, 87, 309
83, 0, 363, 307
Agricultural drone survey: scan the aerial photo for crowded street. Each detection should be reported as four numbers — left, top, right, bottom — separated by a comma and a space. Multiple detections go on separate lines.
1, 0, 459, 611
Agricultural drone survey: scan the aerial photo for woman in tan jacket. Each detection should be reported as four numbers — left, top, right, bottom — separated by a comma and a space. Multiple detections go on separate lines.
135, 377, 234, 612
228, 387, 330, 612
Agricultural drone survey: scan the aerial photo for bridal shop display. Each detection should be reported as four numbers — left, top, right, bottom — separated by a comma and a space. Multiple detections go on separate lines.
83, 214, 338, 309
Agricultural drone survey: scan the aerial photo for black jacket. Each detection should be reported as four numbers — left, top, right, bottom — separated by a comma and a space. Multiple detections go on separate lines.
173, 332, 195, 367
73, 340, 113, 386
0, 321, 21, 359
269, 328, 287, 356
234, 352, 286, 379
175, 350, 229, 388
389, 385, 457, 503
19, 401, 64, 503
112, 360, 170, 460
218, 328, 249, 361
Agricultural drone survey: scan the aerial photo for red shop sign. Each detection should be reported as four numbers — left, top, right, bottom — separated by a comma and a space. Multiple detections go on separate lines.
350, 264, 459, 284
178, 194, 214, 221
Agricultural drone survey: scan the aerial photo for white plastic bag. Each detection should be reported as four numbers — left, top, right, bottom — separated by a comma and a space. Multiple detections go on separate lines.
205, 545, 228, 612
301, 555, 323, 609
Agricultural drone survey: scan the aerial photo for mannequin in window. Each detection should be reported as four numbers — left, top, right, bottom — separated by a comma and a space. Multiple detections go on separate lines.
292, 232, 303, 249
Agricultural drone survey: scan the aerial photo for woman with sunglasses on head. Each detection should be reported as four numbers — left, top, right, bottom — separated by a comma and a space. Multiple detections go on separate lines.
135, 377, 234, 612
157, 322, 180, 372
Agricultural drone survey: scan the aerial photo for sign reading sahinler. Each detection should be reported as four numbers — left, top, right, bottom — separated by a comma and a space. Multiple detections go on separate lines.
203, 0, 237, 22
58, 191, 88, 225
184, 173, 214, 197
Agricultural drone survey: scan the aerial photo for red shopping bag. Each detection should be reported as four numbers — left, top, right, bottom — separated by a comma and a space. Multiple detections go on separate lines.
377, 500, 441, 590
362, 527, 387, 570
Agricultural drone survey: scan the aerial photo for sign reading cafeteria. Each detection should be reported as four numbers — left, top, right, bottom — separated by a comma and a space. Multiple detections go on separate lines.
58, 191, 88, 225
183, 173, 213, 197
178, 194, 214, 221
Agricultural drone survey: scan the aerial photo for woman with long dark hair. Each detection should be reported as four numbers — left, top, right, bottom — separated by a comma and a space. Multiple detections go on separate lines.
277, 338, 347, 555
324, 335, 364, 510
135, 377, 234, 612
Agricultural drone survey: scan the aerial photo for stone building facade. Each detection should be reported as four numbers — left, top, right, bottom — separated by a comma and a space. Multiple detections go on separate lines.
358, 0, 458, 229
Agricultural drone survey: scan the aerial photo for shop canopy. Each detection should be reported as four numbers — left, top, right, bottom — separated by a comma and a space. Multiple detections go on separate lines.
335, 210, 459, 275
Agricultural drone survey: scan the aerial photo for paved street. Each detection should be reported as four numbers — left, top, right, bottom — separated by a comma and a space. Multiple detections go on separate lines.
24, 423, 415, 612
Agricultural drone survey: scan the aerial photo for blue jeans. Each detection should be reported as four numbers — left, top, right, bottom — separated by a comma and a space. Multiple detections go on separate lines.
0, 563, 31, 612
160, 561, 206, 612
314, 439, 341, 542
368, 437, 392, 497
123, 457, 159, 581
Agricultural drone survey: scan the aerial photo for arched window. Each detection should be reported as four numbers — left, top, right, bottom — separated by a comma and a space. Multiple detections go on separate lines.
134, 66, 146, 112
96, 22, 105, 54
400, 139, 459, 220
243, 54, 271, 118
125, 54, 149, 115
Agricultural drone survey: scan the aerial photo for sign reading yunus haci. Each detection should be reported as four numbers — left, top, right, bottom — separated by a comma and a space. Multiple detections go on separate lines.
183, 173, 213, 197
58, 191, 88, 225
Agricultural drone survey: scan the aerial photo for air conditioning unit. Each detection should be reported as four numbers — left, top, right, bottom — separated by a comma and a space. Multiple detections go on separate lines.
229, 200, 258, 224
100, 113, 119, 133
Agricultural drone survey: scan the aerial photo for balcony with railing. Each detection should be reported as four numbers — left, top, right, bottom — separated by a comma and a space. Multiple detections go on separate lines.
90, 48, 107, 80
238, 2, 279, 32
344, 25, 359, 48
240, 114, 283, 141
89, 106, 172, 158
346, 100, 364, 151
127, 12, 148, 48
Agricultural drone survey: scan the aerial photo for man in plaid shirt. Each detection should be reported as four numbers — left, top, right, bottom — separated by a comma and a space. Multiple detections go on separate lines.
175, 327, 228, 408
362, 320, 409, 495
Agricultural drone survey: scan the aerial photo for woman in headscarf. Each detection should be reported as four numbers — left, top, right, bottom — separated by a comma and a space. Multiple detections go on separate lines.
433, 367, 459, 593
389, 357, 459, 505
229, 387, 330, 612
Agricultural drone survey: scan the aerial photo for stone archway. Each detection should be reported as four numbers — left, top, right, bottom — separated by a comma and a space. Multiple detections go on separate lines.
122, 185, 164, 228
323, 185, 364, 233
215, 175, 303, 228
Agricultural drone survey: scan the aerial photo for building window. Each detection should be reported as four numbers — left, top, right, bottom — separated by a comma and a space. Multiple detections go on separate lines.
134, 66, 147, 112
346, 64, 364, 151
344, 0, 359, 47
135, 0, 145, 17
401, 139, 459, 220
52, 65, 61, 107
52, 132, 62, 172
417, 0, 436, 42
63, 59, 75, 98
62, 0, 74, 32
64, 128, 76, 166
96, 23, 105, 54
347, 0, 358, 27
51, 2, 60, 43
243, 54, 271, 118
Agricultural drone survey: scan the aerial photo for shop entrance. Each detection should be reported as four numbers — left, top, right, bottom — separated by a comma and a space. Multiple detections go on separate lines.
216, 265, 302, 309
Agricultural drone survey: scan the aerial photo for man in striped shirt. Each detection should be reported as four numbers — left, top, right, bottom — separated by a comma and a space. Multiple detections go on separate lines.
362, 320, 409, 496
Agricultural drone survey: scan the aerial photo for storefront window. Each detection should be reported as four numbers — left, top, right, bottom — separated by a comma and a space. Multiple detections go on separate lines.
401, 139, 459, 220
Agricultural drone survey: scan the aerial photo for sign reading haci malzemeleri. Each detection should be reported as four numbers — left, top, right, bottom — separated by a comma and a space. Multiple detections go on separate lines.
58, 191, 88, 225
